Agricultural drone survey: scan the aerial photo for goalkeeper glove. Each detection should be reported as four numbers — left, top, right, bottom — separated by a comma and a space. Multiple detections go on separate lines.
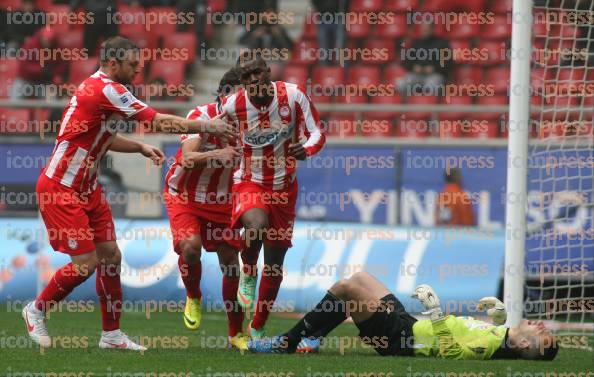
477, 297, 507, 326
412, 284, 444, 321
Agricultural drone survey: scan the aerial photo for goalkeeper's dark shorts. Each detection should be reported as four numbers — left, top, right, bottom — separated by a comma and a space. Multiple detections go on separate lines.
356, 294, 417, 357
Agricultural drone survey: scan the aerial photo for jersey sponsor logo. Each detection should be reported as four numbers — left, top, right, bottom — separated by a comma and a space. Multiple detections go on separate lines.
243, 120, 294, 147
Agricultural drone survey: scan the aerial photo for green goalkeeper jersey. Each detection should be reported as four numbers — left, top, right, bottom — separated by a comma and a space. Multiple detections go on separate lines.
411, 315, 508, 360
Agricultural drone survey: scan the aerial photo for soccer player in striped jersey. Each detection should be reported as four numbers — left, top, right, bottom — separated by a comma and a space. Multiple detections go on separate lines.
22, 37, 235, 351
163, 68, 249, 350
222, 51, 326, 338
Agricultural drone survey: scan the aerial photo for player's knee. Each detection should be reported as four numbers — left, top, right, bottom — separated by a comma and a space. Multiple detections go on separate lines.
330, 278, 353, 299
351, 272, 371, 284
242, 213, 268, 232
97, 243, 121, 265
73, 253, 99, 277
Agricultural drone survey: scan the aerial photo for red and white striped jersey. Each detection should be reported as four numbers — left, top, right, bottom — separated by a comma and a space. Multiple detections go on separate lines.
43, 70, 156, 193
222, 81, 325, 191
164, 102, 235, 207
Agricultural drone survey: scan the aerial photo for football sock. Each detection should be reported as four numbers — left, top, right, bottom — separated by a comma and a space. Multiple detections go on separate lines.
285, 292, 348, 350
240, 240, 260, 276
96, 264, 123, 331
35, 262, 92, 312
251, 272, 283, 329
222, 275, 244, 336
178, 255, 202, 299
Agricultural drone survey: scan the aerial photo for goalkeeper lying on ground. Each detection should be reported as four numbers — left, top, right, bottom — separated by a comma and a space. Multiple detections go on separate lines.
248, 272, 558, 360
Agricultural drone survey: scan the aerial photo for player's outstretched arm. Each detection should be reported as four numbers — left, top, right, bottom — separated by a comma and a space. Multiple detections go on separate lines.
180, 137, 240, 170
152, 112, 236, 141
477, 297, 507, 326
109, 134, 165, 165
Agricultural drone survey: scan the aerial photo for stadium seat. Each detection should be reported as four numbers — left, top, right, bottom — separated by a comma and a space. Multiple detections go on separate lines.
557, 68, 588, 95
208, 0, 226, 13
0, 108, 31, 134
482, 14, 512, 40
453, 65, 482, 86
336, 94, 368, 105
530, 67, 552, 94
290, 39, 319, 66
325, 113, 358, 137
149, 60, 185, 86
364, 94, 401, 119
147, 7, 178, 40
312, 66, 345, 90
360, 117, 394, 137
59, 29, 83, 50
438, 120, 463, 138
484, 66, 510, 94
1, 0, 21, 9
69, 57, 99, 85
162, 32, 197, 63
396, 116, 431, 138
465, 119, 500, 138
310, 93, 332, 118
46, 4, 71, 34
121, 28, 159, 53
350, 0, 383, 12
422, 0, 486, 13
347, 19, 371, 40
385, 0, 418, 12
383, 64, 408, 89
491, 0, 512, 13
0, 59, 19, 98
302, 15, 317, 40
361, 39, 397, 65
447, 19, 480, 40
441, 95, 472, 121
407, 95, 438, 119
477, 96, 507, 120
372, 14, 407, 39
477, 41, 508, 66
347, 66, 381, 90
283, 65, 309, 87
449, 39, 473, 63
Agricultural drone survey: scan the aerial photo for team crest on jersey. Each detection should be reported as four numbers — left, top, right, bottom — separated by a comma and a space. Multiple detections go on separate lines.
68, 239, 78, 250
279, 105, 290, 118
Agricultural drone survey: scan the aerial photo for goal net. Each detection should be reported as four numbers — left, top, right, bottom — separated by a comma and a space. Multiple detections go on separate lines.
523, 0, 593, 337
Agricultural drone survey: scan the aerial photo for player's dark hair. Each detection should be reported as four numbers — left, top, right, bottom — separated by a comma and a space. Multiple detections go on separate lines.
100, 36, 139, 64
235, 49, 265, 67
217, 67, 241, 97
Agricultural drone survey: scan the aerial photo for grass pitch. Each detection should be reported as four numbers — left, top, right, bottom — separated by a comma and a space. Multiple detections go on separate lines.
1, 304, 592, 377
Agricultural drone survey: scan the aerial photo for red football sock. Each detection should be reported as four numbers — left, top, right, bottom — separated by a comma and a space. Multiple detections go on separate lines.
178, 255, 202, 299
251, 273, 283, 330
96, 264, 122, 332
240, 242, 260, 276
222, 275, 244, 337
35, 262, 91, 312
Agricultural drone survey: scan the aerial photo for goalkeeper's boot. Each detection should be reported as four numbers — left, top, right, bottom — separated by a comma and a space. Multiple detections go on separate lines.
246, 320, 266, 339
22, 302, 51, 348
237, 268, 257, 310
99, 329, 147, 351
248, 335, 293, 354
183, 297, 202, 330
296, 337, 321, 354
228, 332, 249, 352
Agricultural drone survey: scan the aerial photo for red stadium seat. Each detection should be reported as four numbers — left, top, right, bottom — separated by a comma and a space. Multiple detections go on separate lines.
149, 60, 185, 86
407, 95, 438, 119
477, 95, 507, 120
449, 39, 473, 63
360, 117, 394, 137
310, 93, 332, 118
0, 59, 19, 98
453, 65, 482, 86
46, 4, 71, 34
364, 94, 401, 118
557, 68, 589, 95
447, 19, 480, 40
484, 66, 510, 94
147, 7, 178, 40
336, 94, 368, 105
530, 67, 553, 94
69, 57, 99, 85
385, 0, 418, 12
372, 14, 407, 39
482, 14, 512, 40
208, 0, 226, 13
477, 41, 508, 65
350, 0, 383, 12
283, 65, 309, 86
325, 113, 358, 137
117, 5, 147, 37
491, 0, 512, 13
438, 120, 463, 138
422, 0, 486, 13
347, 19, 370, 40
302, 15, 317, 40
121, 29, 159, 54
347, 66, 381, 90
441, 95, 472, 121
396, 116, 431, 138
59, 29, 83, 50
312, 66, 345, 89
1, 0, 21, 9
162, 32, 197, 63
0, 108, 31, 134
383, 64, 407, 88
290, 39, 319, 66
361, 39, 397, 65
466, 119, 500, 138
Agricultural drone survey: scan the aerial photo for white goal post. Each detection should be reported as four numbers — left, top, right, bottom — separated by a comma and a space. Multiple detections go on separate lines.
505, 0, 594, 335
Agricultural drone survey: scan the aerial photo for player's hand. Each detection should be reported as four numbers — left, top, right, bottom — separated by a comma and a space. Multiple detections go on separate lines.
210, 146, 241, 164
412, 284, 443, 321
477, 297, 507, 326
288, 143, 307, 160
140, 144, 166, 165
205, 112, 236, 141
